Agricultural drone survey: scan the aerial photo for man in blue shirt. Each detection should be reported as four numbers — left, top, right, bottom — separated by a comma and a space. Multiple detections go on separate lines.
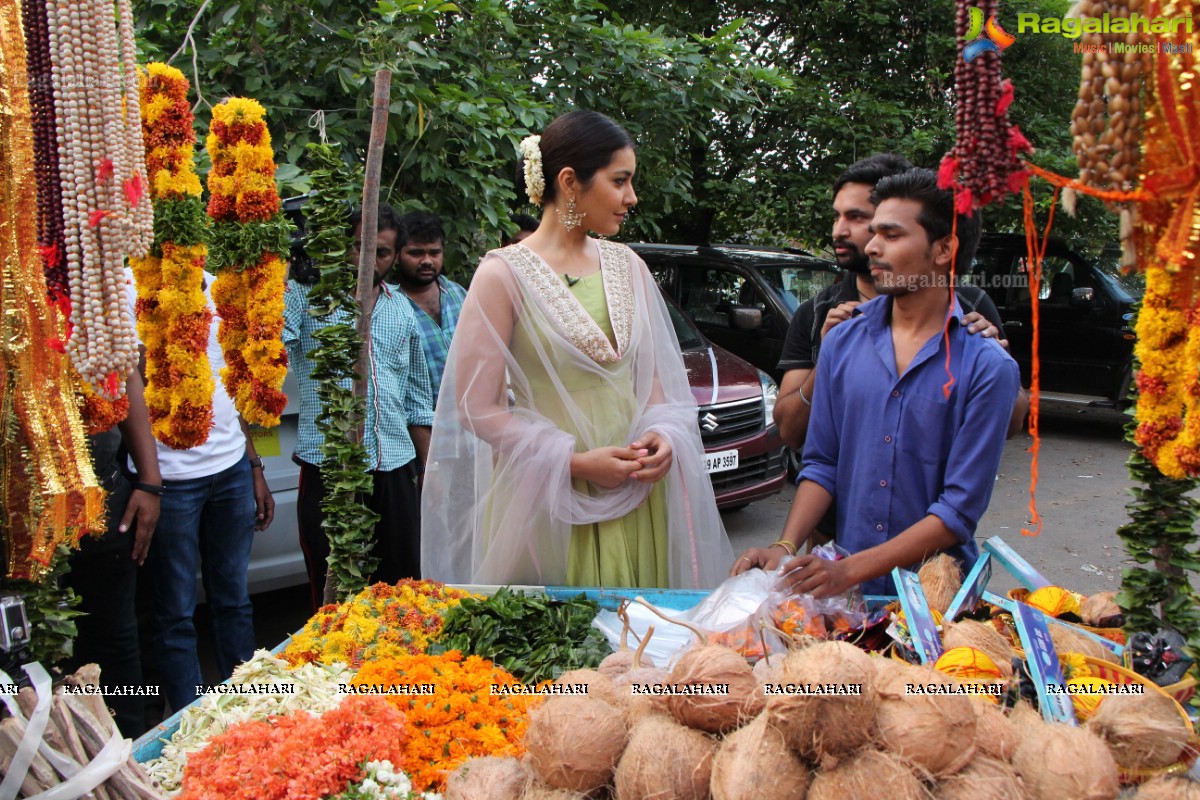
733, 168, 1020, 597
392, 211, 467, 408
284, 205, 434, 609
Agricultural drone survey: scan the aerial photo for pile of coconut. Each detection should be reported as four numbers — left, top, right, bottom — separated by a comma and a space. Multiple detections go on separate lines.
443, 630, 1197, 800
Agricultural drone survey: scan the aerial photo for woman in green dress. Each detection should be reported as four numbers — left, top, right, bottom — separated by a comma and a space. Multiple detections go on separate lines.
420, 111, 731, 588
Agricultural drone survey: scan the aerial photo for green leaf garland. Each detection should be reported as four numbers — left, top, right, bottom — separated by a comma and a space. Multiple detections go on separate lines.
301, 141, 377, 600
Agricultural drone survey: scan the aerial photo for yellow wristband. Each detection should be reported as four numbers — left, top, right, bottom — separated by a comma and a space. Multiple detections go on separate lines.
770, 539, 798, 556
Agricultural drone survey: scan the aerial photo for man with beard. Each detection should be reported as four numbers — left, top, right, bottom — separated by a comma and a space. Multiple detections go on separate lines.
733, 169, 1020, 596
284, 204, 434, 609
775, 154, 1022, 450
392, 211, 466, 408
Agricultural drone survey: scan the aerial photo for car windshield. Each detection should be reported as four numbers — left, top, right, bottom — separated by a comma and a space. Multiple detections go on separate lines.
750, 263, 840, 315
1093, 250, 1145, 302
663, 293, 706, 350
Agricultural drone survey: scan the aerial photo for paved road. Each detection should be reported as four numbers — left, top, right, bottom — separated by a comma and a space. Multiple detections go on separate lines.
723, 404, 1136, 597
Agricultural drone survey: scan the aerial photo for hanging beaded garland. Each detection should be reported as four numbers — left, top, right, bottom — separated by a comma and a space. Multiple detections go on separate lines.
938, 0, 1033, 211
205, 97, 291, 428
44, 0, 153, 400
1, 0, 106, 579
130, 63, 214, 449
1068, 0, 1148, 267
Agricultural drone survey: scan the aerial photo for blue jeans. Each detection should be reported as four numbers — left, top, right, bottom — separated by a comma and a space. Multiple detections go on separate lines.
150, 456, 256, 712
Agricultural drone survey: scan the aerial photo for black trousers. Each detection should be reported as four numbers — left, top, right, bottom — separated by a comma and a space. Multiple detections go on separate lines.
296, 458, 421, 612
63, 475, 147, 738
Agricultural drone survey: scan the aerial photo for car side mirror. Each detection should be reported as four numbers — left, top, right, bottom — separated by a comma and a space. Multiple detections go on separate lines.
730, 307, 763, 331
1070, 287, 1095, 306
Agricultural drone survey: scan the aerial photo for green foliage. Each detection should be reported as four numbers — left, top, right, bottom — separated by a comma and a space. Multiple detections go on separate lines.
207, 218, 295, 272
432, 588, 612, 683
152, 196, 209, 252
133, 0, 1115, 280
2, 545, 84, 666
301, 141, 380, 600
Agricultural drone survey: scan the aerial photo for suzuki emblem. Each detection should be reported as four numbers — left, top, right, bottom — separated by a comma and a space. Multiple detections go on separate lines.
701, 412, 719, 432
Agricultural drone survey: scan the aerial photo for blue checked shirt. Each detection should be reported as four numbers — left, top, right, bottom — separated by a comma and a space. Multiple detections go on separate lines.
404, 276, 467, 408
283, 279, 435, 472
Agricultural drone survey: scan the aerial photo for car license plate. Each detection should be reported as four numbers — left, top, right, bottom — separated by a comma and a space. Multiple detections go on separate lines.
705, 448, 738, 474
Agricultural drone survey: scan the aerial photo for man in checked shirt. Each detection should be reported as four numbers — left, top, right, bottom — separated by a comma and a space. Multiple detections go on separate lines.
284, 204, 434, 610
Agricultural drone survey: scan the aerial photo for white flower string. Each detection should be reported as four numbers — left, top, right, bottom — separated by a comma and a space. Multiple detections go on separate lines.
520, 134, 544, 206
46, 0, 149, 398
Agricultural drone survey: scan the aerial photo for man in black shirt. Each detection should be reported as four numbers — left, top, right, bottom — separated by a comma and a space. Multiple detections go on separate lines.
775, 154, 1028, 450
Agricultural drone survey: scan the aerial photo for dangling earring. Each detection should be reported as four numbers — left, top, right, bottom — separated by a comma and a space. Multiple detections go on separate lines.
557, 197, 584, 232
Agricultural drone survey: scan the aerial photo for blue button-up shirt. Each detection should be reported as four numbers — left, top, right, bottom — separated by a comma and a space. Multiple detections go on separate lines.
283, 279, 435, 472
798, 295, 1020, 596
405, 276, 467, 408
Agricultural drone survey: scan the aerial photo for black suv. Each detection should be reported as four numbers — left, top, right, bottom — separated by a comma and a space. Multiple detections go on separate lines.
965, 234, 1142, 409
632, 244, 842, 384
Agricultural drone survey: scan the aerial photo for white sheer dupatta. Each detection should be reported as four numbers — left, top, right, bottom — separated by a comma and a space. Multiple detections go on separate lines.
420, 240, 732, 588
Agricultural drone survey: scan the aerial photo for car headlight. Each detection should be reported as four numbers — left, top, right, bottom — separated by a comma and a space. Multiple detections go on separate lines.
759, 370, 778, 428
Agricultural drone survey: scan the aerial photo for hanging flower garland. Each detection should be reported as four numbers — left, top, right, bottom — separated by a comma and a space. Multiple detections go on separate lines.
44, 0, 152, 401
205, 97, 290, 427
938, 0, 1032, 211
130, 62, 214, 449
1, 0, 106, 581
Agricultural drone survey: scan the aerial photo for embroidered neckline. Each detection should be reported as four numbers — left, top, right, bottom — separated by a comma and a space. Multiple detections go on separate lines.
498, 240, 634, 364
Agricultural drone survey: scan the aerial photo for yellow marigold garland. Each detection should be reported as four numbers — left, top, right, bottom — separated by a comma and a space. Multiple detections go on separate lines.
351, 651, 539, 792
283, 580, 479, 669
204, 97, 289, 427
131, 63, 214, 449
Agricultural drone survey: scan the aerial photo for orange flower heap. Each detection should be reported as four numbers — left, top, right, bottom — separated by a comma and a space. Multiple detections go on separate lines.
177, 695, 408, 800
205, 98, 290, 427
352, 651, 539, 791
131, 63, 214, 449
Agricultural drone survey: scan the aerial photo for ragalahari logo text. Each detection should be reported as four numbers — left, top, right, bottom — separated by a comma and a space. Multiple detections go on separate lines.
964, 7, 1016, 61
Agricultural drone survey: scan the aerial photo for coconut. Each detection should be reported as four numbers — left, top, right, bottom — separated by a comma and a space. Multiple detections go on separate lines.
1080, 591, 1121, 627
1011, 717, 1120, 800
520, 784, 591, 800
556, 668, 622, 708
599, 604, 655, 678
1087, 690, 1192, 770
942, 619, 1016, 678
666, 644, 763, 734
874, 664, 976, 777
710, 714, 809, 800
612, 626, 672, 725
752, 654, 783, 686
918, 553, 962, 615
1047, 623, 1120, 664
763, 640, 877, 764
972, 700, 1020, 762
614, 715, 714, 800
445, 756, 528, 800
807, 749, 925, 800
524, 695, 628, 794
935, 756, 1027, 800
1136, 775, 1200, 799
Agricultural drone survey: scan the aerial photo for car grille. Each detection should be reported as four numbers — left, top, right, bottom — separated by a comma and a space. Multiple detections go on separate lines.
710, 448, 788, 495
698, 397, 764, 447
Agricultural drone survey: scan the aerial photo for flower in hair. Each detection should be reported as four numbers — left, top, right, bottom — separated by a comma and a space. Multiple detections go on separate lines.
519, 135, 545, 206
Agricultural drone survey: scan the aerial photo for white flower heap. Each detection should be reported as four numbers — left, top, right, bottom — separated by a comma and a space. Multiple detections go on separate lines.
520, 134, 544, 206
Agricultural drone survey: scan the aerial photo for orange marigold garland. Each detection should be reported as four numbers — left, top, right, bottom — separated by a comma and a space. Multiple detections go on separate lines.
1131, 0, 1200, 478
351, 651, 539, 792
204, 97, 290, 427
131, 63, 214, 449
